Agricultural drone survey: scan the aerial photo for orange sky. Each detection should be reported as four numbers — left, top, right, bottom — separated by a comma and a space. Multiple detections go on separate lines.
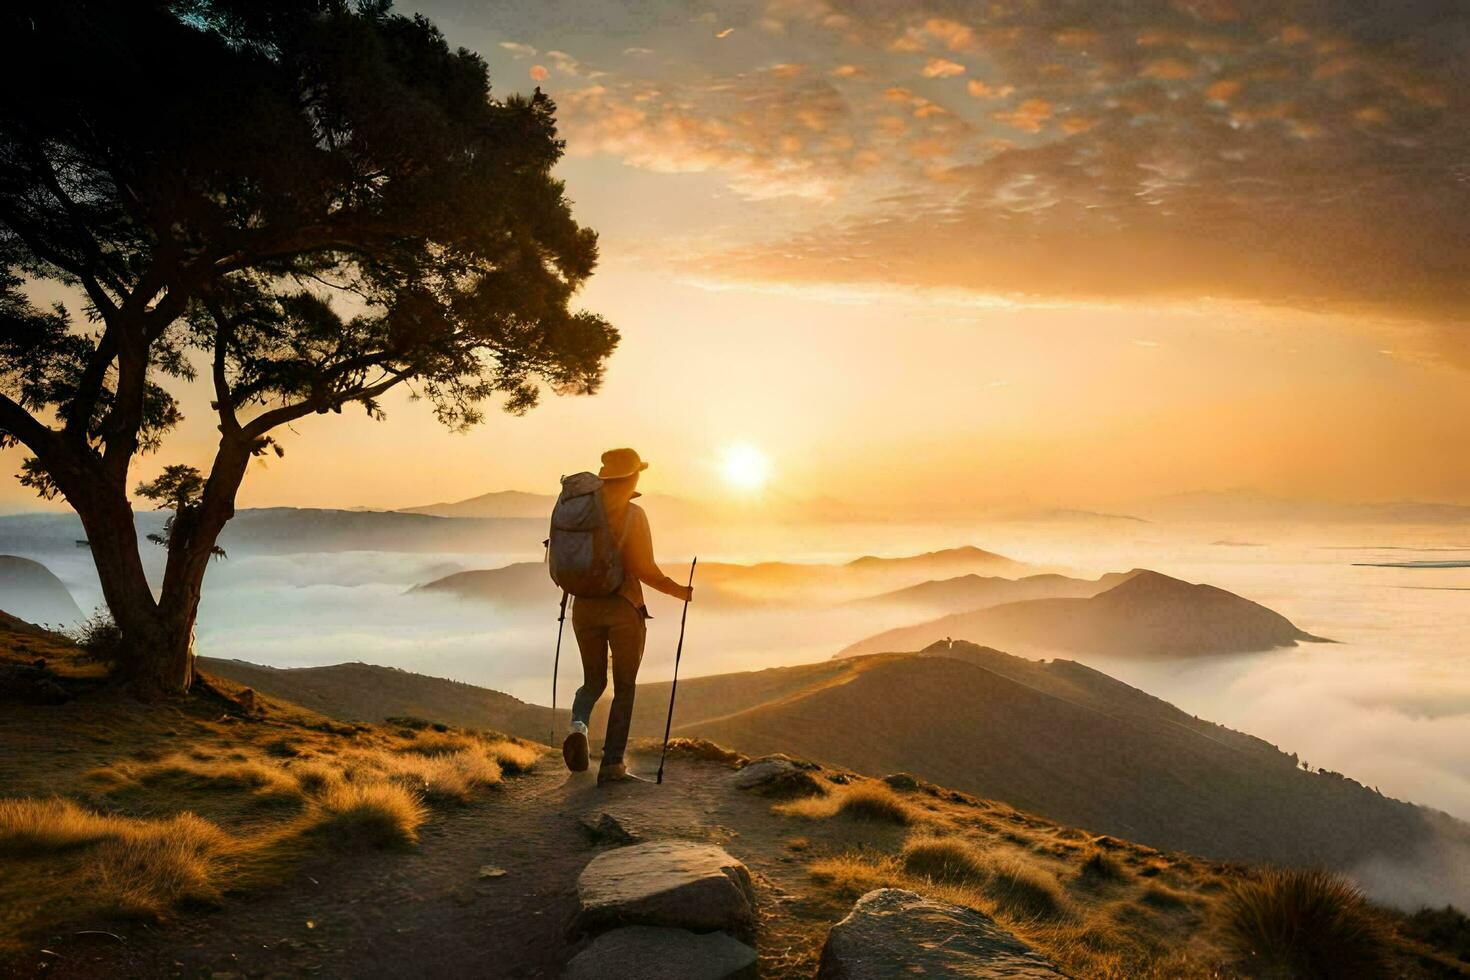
4, 0, 1468, 516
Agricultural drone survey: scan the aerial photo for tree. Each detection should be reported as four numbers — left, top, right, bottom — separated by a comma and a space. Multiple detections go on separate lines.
0, 0, 618, 696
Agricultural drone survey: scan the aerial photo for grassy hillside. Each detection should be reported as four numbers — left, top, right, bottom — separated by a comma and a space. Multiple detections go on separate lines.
2, 618, 1466, 977
190, 633, 1468, 905
840, 569, 1326, 659
583, 643, 1470, 902
199, 656, 560, 741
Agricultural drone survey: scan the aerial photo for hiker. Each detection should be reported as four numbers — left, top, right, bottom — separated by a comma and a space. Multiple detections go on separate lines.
560, 448, 694, 783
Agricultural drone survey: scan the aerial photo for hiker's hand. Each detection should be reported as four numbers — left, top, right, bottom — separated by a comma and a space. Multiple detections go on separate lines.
681, 585, 695, 603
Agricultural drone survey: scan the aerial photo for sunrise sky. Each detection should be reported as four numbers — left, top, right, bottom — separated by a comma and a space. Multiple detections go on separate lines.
3, 0, 1468, 516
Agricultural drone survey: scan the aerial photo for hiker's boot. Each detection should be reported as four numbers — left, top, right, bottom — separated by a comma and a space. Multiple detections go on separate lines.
597, 761, 645, 785
562, 729, 589, 772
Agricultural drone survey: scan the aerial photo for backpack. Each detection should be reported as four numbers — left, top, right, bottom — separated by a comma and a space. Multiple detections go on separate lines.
546, 472, 630, 597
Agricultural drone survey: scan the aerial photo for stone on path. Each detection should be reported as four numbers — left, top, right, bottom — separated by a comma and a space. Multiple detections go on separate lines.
563, 926, 757, 980
578, 810, 642, 845
574, 841, 755, 939
817, 888, 1065, 979
729, 755, 824, 798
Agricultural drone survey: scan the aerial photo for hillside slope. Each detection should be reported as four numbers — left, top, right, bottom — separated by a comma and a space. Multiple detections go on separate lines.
0, 555, 84, 628
589, 644, 1467, 904
199, 658, 558, 742
840, 569, 1325, 659
203, 642, 1467, 907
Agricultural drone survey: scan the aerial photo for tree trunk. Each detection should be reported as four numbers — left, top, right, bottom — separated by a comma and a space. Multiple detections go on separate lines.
69, 479, 195, 696
64, 439, 252, 700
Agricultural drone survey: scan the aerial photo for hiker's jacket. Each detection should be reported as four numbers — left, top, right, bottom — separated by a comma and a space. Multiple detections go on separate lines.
604, 500, 683, 613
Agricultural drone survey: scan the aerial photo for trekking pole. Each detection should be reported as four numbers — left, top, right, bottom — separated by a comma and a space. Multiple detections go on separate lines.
656, 557, 697, 785
551, 590, 569, 746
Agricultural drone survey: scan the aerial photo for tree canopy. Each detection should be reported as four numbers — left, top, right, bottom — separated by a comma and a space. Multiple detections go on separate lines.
0, 0, 618, 693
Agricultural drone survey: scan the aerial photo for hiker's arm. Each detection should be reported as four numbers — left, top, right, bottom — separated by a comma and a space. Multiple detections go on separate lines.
627, 511, 693, 601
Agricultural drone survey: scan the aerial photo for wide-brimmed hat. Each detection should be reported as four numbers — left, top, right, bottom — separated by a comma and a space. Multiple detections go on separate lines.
598, 447, 649, 481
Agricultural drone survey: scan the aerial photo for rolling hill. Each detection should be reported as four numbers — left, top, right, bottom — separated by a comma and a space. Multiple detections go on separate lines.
414, 545, 1034, 608
200, 642, 1466, 904
0, 555, 84, 628
624, 643, 1467, 897
198, 657, 558, 740
839, 569, 1326, 659
849, 569, 1140, 618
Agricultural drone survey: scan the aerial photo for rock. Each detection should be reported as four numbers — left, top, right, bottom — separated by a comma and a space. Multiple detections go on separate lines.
478, 865, 507, 879
817, 889, 1064, 979
729, 756, 824, 798
563, 926, 756, 980
881, 772, 920, 791
574, 841, 755, 940
0, 664, 70, 705
579, 811, 642, 845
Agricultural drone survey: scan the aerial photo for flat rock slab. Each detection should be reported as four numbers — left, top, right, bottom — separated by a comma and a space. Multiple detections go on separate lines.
818, 888, 1065, 979
575, 841, 755, 939
563, 926, 757, 980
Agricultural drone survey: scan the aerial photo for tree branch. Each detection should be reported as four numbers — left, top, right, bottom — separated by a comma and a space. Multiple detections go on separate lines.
64, 324, 119, 442
0, 391, 57, 455
0, 200, 121, 321
241, 370, 411, 441
201, 293, 241, 436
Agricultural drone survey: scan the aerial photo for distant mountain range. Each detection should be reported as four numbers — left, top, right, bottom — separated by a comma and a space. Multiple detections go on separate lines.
399, 488, 709, 525
199, 641, 1468, 890
1135, 489, 1470, 524
413, 545, 1034, 608
0, 556, 84, 628
0, 508, 541, 556
839, 569, 1326, 660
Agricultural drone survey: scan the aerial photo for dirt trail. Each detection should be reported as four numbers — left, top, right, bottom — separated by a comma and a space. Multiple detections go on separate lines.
36, 750, 842, 979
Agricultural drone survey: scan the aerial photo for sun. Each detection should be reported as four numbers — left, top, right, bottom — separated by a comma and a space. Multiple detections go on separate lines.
720, 443, 772, 492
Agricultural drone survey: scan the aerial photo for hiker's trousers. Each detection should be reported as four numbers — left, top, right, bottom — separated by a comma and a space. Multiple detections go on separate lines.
570, 595, 647, 767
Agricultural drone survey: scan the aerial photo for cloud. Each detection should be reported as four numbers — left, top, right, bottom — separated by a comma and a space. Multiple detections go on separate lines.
921, 57, 966, 78
993, 99, 1053, 132
665, 0, 1470, 359
499, 41, 536, 58
559, 67, 867, 199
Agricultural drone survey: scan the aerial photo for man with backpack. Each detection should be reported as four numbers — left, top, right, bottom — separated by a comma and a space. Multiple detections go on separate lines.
549, 448, 694, 783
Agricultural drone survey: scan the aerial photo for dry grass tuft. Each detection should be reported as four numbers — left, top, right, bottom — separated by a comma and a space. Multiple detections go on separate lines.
1140, 882, 1192, 910
0, 797, 118, 854
659, 737, 747, 766
96, 754, 304, 804
779, 781, 915, 825
289, 759, 346, 793
837, 783, 915, 824
1222, 867, 1387, 979
314, 782, 426, 850
1079, 848, 1129, 884
88, 813, 228, 920
982, 856, 1067, 921
1, 799, 231, 922
485, 739, 541, 775
902, 835, 989, 885
394, 731, 479, 756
